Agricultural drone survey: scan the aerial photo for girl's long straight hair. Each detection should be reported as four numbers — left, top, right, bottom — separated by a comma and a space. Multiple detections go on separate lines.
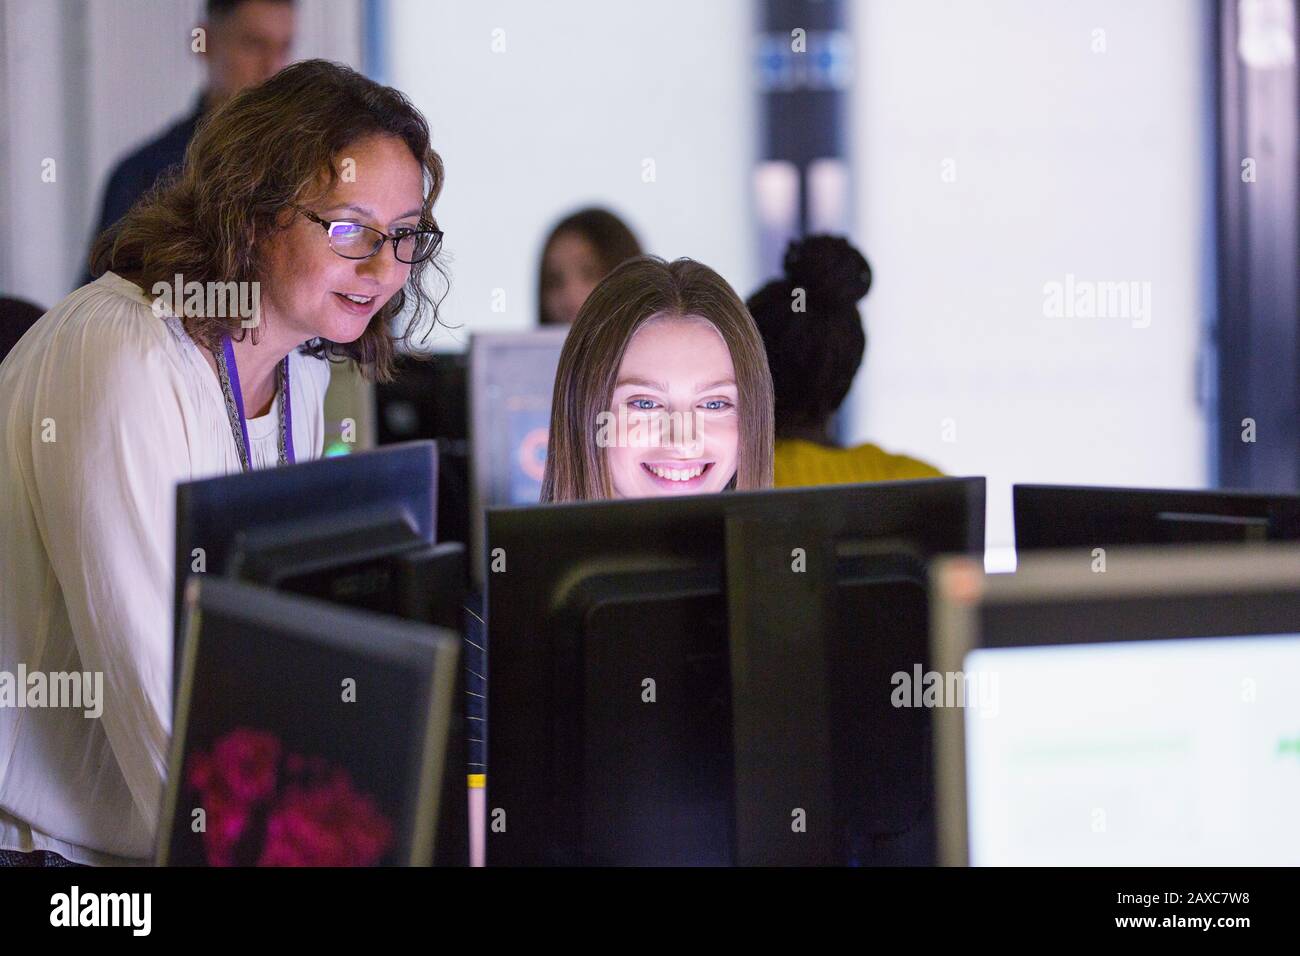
541, 256, 774, 503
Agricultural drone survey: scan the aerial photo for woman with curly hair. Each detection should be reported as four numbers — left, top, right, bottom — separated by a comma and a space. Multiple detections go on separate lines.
0, 60, 445, 865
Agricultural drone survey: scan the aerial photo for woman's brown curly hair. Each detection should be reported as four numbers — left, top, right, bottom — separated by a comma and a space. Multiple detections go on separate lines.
90, 58, 446, 383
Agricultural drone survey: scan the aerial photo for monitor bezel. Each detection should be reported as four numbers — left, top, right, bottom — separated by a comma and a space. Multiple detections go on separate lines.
930, 542, 1300, 867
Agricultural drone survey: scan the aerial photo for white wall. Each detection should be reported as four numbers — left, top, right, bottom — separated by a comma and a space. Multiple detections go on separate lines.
0, 0, 81, 308
849, 0, 1214, 563
0, 0, 364, 308
3, 0, 1215, 563
387, 0, 757, 351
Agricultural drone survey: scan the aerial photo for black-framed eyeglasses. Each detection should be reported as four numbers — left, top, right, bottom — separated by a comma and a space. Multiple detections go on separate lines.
291, 204, 443, 264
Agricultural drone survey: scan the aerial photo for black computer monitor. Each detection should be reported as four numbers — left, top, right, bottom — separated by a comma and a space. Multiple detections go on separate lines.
930, 543, 1300, 865
375, 353, 471, 547
486, 477, 985, 865
1014, 483, 1300, 552
158, 576, 460, 866
173, 441, 438, 693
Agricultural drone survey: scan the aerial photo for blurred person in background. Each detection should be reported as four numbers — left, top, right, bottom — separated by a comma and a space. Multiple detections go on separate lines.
537, 207, 642, 325
747, 235, 943, 486
82, 0, 297, 283
0, 296, 45, 365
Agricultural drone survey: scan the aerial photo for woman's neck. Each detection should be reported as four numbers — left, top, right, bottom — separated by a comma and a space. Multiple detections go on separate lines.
201, 330, 296, 419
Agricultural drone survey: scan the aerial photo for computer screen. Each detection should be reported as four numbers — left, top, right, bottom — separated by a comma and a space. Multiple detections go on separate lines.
963, 635, 1300, 865
158, 576, 459, 866
468, 329, 567, 584
931, 544, 1300, 866
487, 477, 986, 865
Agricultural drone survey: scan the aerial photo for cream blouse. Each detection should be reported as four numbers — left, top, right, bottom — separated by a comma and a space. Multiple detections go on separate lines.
0, 271, 331, 864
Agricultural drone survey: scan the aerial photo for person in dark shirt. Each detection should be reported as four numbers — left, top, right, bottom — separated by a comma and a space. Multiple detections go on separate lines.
83, 0, 296, 285
0, 296, 45, 366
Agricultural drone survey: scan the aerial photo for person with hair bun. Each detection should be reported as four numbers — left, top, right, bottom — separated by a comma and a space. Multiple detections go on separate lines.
746, 235, 942, 487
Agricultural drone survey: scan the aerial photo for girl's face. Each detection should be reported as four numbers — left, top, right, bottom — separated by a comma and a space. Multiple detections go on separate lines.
605, 315, 740, 498
542, 231, 604, 325
259, 133, 426, 348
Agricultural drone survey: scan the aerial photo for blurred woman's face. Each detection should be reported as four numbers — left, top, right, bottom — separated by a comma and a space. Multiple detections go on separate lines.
605, 315, 741, 498
259, 133, 425, 348
541, 231, 604, 325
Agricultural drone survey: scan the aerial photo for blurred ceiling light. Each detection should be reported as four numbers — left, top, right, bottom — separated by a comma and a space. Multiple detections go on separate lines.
807, 158, 851, 234
754, 161, 800, 277
754, 160, 800, 231
1238, 0, 1296, 69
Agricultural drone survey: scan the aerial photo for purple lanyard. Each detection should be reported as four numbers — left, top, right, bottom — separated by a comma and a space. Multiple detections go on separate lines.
220, 335, 295, 469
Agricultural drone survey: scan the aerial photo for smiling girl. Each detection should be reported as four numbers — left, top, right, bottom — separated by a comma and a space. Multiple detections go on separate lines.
542, 256, 774, 503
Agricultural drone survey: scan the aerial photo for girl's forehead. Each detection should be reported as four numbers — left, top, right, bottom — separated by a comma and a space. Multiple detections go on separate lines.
617, 314, 736, 383
629, 312, 727, 347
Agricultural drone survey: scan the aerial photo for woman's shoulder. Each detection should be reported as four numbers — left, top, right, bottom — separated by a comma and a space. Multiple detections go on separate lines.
774, 437, 944, 485
9, 273, 202, 402
0, 274, 206, 457
847, 442, 944, 480
48, 272, 193, 362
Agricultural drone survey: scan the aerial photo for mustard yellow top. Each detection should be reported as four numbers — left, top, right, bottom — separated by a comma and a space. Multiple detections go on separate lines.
773, 438, 944, 488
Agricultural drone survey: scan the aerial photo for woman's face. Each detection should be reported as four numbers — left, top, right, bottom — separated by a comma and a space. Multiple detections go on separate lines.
605, 315, 740, 498
259, 133, 426, 348
542, 231, 604, 325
